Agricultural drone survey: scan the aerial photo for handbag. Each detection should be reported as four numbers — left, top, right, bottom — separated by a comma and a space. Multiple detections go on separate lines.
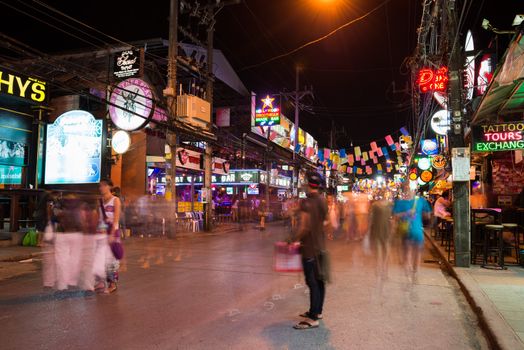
100, 199, 124, 260
274, 241, 302, 272
397, 198, 418, 238
315, 249, 331, 283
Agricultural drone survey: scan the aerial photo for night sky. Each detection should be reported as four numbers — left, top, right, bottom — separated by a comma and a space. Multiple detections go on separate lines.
2, 0, 524, 148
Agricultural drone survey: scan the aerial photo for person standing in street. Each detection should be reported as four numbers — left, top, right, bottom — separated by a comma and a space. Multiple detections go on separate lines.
294, 170, 328, 330
97, 179, 121, 294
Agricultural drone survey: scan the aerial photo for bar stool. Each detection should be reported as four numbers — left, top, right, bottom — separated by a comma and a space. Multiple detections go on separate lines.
471, 220, 487, 264
482, 224, 506, 270
502, 223, 520, 264
444, 218, 454, 262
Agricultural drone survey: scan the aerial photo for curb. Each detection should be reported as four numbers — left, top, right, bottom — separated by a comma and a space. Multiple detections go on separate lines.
0, 251, 42, 263
424, 231, 524, 350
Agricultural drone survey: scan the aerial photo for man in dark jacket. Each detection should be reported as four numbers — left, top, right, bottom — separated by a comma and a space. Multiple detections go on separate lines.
294, 171, 328, 330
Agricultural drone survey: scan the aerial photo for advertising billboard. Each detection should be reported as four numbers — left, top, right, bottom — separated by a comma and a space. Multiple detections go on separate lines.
45, 110, 102, 184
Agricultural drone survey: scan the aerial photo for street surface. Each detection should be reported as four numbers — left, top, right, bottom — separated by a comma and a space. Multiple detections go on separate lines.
0, 224, 487, 350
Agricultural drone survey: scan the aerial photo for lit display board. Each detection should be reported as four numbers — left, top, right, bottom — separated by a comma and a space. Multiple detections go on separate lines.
45, 110, 102, 184
472, 122, 524, 152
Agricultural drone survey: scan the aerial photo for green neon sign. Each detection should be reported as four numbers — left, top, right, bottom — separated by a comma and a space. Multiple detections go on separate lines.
472, 122, 524, 152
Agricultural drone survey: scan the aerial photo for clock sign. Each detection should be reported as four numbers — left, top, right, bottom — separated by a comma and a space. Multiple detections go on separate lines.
109, 78, 153, 131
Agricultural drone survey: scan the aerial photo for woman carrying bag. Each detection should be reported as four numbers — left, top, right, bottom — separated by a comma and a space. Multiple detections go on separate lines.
96, 179, 122, 294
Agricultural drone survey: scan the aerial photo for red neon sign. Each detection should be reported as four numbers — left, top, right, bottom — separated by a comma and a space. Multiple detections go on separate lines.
417, 67, 449, 93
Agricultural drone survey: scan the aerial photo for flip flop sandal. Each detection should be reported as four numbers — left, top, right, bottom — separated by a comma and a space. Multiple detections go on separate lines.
299, 312, 323, 319
293, 320, 319, 330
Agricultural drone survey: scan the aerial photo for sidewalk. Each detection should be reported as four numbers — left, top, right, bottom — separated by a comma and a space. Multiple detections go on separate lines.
426, 231, 524, 350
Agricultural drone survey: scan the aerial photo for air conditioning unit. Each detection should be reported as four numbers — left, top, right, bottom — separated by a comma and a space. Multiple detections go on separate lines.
176, 94, 211, 129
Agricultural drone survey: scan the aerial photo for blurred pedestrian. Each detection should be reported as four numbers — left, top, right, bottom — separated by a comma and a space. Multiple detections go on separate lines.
54, 193, 84, 291
78, 197, 101, 291
353, 191, 370, 240
368, 190, 393, 280
40, 191, 58, 289
231, 196, 239, 222
434, 190, 451, 219
294, 171, 328, 330
342, 194, 356, 242
393, 182, 432, 283
97, 179, 122, 294
325, 195, 339, 240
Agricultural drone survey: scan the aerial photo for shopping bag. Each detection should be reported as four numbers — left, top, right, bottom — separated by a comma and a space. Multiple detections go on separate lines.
109, 229, 124, 260
273, 241, 302, 272
22, 229, 38, 247
316, 250, 331, 283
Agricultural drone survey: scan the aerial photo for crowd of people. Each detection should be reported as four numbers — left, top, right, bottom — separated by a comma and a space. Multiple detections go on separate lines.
291, 173, 434, 330
39, 179, 123, 294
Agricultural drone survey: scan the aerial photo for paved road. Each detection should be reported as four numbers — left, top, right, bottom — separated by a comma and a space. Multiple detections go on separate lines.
0, 224, 487, 350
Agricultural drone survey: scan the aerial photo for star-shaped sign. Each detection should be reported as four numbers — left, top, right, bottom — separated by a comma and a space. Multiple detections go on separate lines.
261, 95, 275, 109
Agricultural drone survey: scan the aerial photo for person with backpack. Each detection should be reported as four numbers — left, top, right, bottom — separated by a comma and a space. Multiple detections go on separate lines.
293, 171, 328, 330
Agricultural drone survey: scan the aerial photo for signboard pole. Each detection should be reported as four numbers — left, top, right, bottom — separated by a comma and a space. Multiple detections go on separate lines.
165, 0, 178, 238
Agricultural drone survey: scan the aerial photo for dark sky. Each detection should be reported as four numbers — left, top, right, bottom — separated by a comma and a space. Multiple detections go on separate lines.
2, 0, 524, 147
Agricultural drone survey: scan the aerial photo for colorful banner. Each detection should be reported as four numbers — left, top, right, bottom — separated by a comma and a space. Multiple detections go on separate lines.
348, 154, 354, 166
354, 146, 362, 160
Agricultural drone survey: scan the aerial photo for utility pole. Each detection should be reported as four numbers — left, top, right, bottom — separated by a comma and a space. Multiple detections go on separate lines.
203, 7, 214, 231
282, 65, 313, 197
164, 0, 178, 238
447, 0, 470, 267
293, 66, 300, 197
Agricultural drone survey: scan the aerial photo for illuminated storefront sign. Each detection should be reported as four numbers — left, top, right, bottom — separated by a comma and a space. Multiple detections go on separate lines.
112, 130, 131, 154
337, 185, 349, 192
417, 67, 449, 93
254, 95, 280, 126
112, 49, 143, 80
431, 110, 451, 135
421, 139, 439, 156
431, 155, 447, 170
477, 54, 494, 95
45, 110, 102, 184
175, 170, 260, 185
0, 165, 22, 185
0, 69, 47, 103
109, 78, 153, 131
0, 139, 26, 167
472, 122, 524, 152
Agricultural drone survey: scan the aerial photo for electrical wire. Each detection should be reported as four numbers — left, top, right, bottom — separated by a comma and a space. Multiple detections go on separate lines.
239, 0, 393, 71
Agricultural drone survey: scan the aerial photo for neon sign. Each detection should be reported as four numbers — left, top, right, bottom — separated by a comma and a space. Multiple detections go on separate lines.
417, 67, 449, 93
0, 69, 47, 103
472, 122, 524, 152
255, 95, 280, 126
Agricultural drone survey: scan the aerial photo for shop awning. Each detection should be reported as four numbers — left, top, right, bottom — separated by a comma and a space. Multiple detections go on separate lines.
471, 25, 524, 126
